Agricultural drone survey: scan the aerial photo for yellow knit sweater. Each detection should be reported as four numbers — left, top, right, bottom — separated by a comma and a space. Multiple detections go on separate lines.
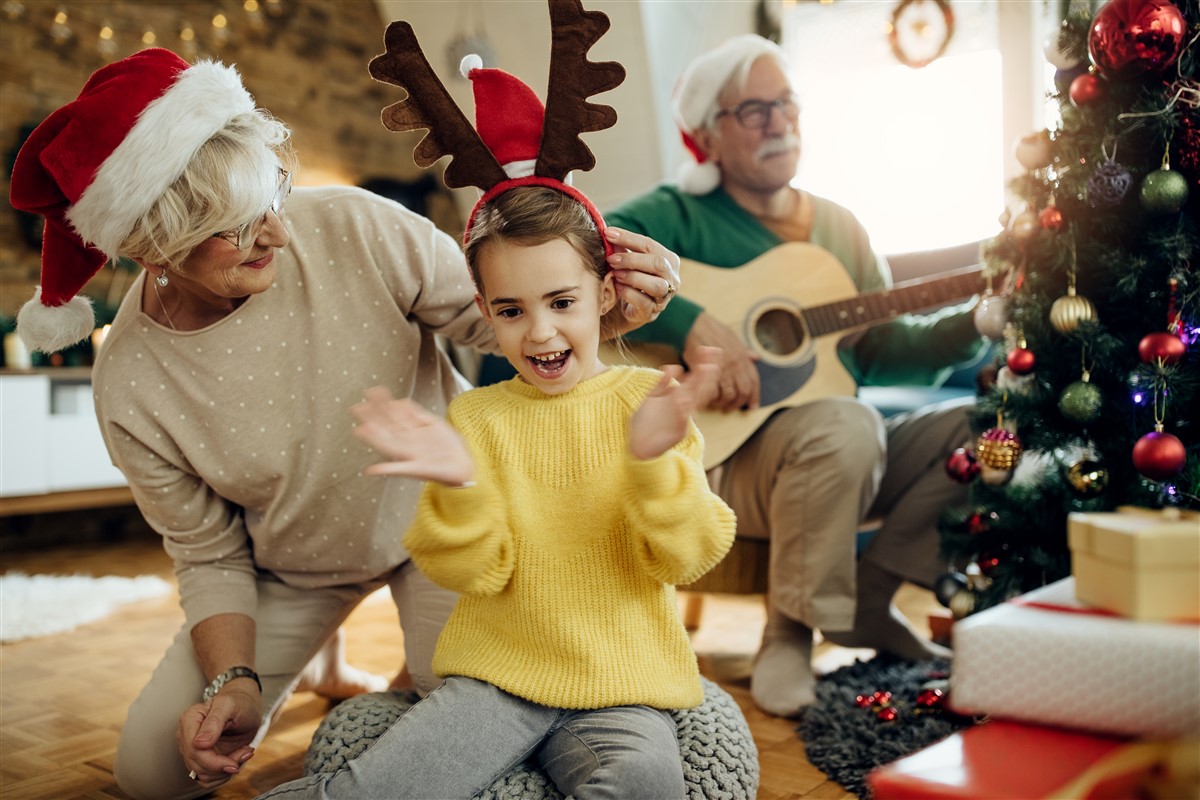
405, 366, 736, 710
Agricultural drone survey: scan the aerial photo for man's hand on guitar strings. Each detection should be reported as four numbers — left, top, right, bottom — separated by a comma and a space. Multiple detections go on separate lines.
684, 313, 760, 412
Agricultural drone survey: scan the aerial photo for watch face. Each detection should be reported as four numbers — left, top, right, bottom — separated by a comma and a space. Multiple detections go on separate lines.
889, 0, 955, 69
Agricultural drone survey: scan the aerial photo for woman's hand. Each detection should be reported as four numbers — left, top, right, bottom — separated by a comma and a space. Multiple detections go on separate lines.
629, 346, 722, 461
604, 227, 682, 331
178, 683, 260, 788
351, 387, 475, 486
684, 313, 760, 412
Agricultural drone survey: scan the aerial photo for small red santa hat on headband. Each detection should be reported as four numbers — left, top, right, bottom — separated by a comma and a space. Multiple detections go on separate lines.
672, 34, 786, 196
10, 47, 255, 353
459, 53, 612, 255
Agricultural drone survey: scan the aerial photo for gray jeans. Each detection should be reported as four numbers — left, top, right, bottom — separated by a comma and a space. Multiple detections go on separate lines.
114, 560, 457, 800
256, 676, 686, 800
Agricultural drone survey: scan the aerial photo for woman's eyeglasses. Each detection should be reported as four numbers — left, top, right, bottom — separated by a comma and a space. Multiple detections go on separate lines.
213, 170, 293, 250
714, 94, 799, 130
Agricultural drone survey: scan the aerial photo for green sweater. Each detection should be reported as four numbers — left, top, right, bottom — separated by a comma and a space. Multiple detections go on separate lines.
606, 185, 985, 387
408, 366, 737, 710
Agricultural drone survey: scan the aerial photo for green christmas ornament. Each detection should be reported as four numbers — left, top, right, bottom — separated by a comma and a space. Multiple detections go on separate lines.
1059, 377, 1102, 423
1139, 168, 1189, 214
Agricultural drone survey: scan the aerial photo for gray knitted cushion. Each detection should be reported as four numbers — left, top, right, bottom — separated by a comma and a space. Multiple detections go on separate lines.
304, 676, 759, 800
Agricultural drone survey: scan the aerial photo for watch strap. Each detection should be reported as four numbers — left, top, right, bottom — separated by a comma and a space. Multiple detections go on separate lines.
202, 666, 262, 702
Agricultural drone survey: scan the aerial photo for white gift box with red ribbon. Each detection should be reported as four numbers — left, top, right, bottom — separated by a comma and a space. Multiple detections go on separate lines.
949, 577, 1200, 739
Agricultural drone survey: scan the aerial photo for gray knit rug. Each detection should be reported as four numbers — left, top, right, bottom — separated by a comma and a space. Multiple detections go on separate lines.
798, 656, 975, 799
305, 676, 759, 799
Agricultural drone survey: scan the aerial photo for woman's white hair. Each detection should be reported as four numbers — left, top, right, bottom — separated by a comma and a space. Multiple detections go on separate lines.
120, 109, 294, 269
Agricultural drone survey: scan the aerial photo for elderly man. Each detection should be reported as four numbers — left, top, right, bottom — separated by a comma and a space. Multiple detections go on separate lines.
606, 34, 986, 718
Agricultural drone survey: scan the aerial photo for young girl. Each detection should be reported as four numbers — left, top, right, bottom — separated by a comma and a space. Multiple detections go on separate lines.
257, 187, 735, 799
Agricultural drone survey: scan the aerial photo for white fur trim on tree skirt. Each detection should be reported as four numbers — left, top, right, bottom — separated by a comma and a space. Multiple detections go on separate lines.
67, 60, 255, 260
16, 289, 95, 354
0, 572, 173, 642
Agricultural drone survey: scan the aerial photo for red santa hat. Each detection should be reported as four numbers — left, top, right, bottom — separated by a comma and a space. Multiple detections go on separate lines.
458, 54, 613, 256
672, 34, 786, 195
10, 48, 256, 353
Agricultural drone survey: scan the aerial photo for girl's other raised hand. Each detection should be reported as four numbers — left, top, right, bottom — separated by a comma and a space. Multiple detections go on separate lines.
628, 346, 722, 461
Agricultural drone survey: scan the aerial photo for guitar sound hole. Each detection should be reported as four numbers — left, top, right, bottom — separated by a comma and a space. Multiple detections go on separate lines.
753, 308, 807, 359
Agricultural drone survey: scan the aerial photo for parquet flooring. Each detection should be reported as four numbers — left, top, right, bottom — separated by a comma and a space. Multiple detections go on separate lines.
0, 525, 943, 799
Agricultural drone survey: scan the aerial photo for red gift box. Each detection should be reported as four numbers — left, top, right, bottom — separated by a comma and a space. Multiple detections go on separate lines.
867, 720, 1198, 799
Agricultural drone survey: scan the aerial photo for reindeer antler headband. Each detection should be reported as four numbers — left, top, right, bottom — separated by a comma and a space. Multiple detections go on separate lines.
368, 0, 625, 254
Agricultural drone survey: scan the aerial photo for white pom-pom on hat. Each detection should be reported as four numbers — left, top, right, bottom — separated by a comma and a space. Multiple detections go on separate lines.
16, 288, 95, 355
460, 53, 483, 78
677, 160, 722, 196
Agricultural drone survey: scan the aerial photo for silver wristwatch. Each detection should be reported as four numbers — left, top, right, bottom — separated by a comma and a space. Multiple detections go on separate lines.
202, 666, 262, 702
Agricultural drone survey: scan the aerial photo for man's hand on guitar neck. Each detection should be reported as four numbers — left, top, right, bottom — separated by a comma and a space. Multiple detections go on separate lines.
684, 312, 760, 413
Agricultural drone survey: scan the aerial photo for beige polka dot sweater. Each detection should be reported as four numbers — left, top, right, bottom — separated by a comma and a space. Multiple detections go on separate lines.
92, 186, 495, 626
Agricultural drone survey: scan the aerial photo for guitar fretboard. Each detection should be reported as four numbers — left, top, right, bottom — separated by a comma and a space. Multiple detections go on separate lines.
802, 265, 985, 337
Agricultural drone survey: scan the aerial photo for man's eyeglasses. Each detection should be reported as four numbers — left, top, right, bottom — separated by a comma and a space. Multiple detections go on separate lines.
714, 94, 799, 130
213, 169, 293, 250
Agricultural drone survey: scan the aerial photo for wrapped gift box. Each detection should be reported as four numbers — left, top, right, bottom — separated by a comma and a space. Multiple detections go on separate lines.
950, 577, 1200, 738
1068, 506, 1200, 621
868, 719, 1198, 800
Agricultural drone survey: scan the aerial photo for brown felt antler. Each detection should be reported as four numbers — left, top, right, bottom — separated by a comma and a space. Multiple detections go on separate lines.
367, 21, 508, 191
537, 0, 626, 180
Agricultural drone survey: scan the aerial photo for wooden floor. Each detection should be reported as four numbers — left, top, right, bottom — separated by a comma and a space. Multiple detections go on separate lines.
0, 527, 943, 800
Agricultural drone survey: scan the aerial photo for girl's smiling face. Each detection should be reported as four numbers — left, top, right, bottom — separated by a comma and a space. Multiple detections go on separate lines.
475, 237, 616, 396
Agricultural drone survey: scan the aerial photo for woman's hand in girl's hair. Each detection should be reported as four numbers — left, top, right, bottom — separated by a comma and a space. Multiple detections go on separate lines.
628, 346, 722, 461
350, 387, 475, 487
604, 227, 682, 329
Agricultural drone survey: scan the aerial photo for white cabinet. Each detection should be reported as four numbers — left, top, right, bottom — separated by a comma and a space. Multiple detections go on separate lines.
0, 372, 127, 498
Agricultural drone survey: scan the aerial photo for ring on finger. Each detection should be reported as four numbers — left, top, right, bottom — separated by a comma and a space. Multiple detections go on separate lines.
664, 282, 676, 297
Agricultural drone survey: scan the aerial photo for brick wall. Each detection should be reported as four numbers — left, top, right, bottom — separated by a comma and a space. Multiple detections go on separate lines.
0, 0, 459, 322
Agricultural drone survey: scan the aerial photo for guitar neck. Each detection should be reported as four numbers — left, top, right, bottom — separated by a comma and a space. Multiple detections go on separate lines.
802, 265, 985, 337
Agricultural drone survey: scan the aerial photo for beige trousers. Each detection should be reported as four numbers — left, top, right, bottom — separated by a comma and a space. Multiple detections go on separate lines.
113, 559, 457, 800
714, 395, 972, 631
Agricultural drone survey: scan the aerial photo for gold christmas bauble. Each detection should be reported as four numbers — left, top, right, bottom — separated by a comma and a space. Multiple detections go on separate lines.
1067, 459, 1108, 495
976, 428, 1024, 470
1049, 292, 1097, 334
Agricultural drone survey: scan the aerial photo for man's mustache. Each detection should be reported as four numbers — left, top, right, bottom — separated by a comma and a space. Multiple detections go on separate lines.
756, 134, 800, 161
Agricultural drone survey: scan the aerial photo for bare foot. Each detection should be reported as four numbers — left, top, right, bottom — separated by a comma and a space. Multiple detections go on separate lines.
297, 628, 389, 700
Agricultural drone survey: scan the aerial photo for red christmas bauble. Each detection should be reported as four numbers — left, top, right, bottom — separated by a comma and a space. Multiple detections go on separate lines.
945, 447, 980, 483
1007, 347, 1036, 375
1088, 0, 1186, 78
1132, 431, 1187, 480
1138, 331, 1187, 365
1039, 206, 1065, 231
967, 510, 999, 535
1069, 73, 1106, 106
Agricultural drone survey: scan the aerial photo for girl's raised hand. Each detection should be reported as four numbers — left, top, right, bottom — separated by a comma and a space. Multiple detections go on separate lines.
628, 346, 722, 461
350, 387, 475, 486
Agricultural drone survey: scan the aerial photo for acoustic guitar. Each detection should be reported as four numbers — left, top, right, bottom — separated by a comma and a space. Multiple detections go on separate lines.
604, 242, 986, 469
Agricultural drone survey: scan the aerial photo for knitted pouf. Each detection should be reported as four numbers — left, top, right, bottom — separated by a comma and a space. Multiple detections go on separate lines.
304, 676, 759, 800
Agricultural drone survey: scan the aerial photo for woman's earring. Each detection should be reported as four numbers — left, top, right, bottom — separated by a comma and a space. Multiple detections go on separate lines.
156, 270, 169, 288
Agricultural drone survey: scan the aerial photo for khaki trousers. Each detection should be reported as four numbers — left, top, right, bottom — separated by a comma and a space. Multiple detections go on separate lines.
714, 394, 971, 630
113, 559, 457, 800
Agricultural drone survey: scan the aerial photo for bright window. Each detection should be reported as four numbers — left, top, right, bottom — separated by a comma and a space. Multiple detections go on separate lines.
783, 2, 1004, 254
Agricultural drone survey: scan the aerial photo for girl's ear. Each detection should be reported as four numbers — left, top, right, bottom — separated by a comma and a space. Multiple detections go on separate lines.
474, 292, 492, 321
599, 271, 617, 316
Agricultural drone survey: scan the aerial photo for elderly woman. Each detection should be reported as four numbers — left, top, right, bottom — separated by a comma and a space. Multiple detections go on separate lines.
10, 48, 681, 800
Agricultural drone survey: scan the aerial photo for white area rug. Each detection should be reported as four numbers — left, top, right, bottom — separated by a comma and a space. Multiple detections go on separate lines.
0, 572, 173, 643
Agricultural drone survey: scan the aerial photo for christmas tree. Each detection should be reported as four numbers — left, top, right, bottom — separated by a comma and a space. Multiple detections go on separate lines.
937, 0, 1199, 615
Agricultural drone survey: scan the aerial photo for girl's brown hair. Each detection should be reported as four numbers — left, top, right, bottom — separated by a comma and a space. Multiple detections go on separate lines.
463, 187, 607, 290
